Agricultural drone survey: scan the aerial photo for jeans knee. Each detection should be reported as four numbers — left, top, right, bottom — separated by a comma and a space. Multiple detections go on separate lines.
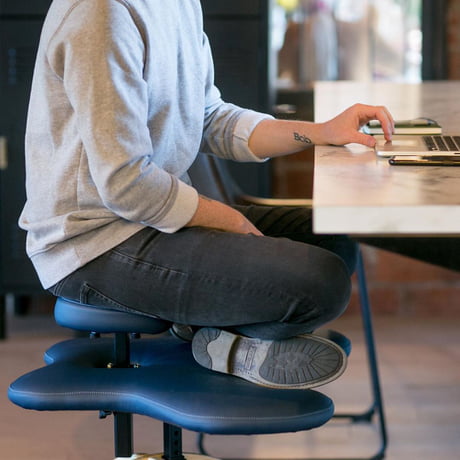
320, 252, 352, 319
289, 250, 352, 328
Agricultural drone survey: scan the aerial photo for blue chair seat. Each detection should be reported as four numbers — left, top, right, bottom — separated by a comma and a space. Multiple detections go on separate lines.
9, 335, 335, 436
54, 297, 171, 334
52, 296, 352, 354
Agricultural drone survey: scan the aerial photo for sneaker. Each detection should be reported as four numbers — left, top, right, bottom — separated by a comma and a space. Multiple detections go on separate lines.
191, 328, 347, 390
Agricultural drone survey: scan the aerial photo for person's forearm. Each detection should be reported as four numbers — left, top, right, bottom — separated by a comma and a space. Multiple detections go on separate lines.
248, 119, 321, 159
248, 104, 395, 159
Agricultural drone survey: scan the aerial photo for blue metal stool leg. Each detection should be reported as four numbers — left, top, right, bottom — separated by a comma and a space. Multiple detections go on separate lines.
333, 249, 388, 459
356, 249, 387, 459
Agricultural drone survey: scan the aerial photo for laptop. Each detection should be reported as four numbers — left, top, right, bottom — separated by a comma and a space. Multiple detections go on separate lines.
374, 134, 460, 157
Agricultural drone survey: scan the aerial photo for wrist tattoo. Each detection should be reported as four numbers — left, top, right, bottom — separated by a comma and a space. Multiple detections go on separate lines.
293, 132, 312, 144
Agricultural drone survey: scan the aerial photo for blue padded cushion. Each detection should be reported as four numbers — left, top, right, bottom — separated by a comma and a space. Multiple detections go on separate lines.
317, 328, 352, 356
8, 336, 334, 436
54, 298, 351, 356
54, 297, 171, 334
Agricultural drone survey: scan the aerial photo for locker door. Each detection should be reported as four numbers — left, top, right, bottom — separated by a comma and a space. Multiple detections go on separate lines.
201, 0, 274, 196
0, 18, 44, 293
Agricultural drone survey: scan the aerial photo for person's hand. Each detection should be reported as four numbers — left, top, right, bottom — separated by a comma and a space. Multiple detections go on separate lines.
185, 195, 263, 236
318, 103, 395, 148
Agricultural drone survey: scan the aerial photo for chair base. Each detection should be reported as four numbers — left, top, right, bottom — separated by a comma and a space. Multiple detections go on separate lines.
115, 454, 219, 460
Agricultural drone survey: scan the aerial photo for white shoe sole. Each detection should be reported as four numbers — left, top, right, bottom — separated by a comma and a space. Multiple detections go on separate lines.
192, 328, 347, 389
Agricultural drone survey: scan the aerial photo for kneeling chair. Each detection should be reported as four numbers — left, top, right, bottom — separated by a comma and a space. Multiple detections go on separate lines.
9, 296, 351, 459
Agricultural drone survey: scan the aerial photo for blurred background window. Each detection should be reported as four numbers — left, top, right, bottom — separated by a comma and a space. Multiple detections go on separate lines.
274, 0, 422, 88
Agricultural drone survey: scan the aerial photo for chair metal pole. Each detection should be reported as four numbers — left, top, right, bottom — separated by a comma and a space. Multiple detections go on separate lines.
113, 332, 134, 458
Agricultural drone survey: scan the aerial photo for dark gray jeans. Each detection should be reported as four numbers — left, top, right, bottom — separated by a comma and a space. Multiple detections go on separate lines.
49, 206, 356, 339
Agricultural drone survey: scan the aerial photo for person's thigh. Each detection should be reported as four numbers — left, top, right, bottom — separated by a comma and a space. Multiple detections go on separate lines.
237, 205, 358, 274
51, 220, 351, 335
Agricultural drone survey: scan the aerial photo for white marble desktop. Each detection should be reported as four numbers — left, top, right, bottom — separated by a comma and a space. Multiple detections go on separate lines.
312, 81, 460, 235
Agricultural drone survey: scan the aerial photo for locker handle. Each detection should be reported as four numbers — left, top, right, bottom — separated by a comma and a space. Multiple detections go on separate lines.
0, 137, 7, 170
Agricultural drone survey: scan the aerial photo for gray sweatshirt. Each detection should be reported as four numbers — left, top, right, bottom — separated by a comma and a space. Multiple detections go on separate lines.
19, 0, 271, 289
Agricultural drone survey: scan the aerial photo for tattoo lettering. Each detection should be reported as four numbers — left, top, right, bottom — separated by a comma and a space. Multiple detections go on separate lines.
294, 132, 312, 144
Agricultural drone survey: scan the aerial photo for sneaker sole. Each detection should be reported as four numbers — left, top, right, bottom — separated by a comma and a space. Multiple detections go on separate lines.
191, 328, 347, 389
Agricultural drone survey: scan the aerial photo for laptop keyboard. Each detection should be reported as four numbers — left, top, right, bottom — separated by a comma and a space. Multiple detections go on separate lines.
423, 135, 460, 151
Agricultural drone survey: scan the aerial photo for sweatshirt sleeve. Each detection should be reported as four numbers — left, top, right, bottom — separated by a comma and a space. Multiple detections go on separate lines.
47, 1, 198, 233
